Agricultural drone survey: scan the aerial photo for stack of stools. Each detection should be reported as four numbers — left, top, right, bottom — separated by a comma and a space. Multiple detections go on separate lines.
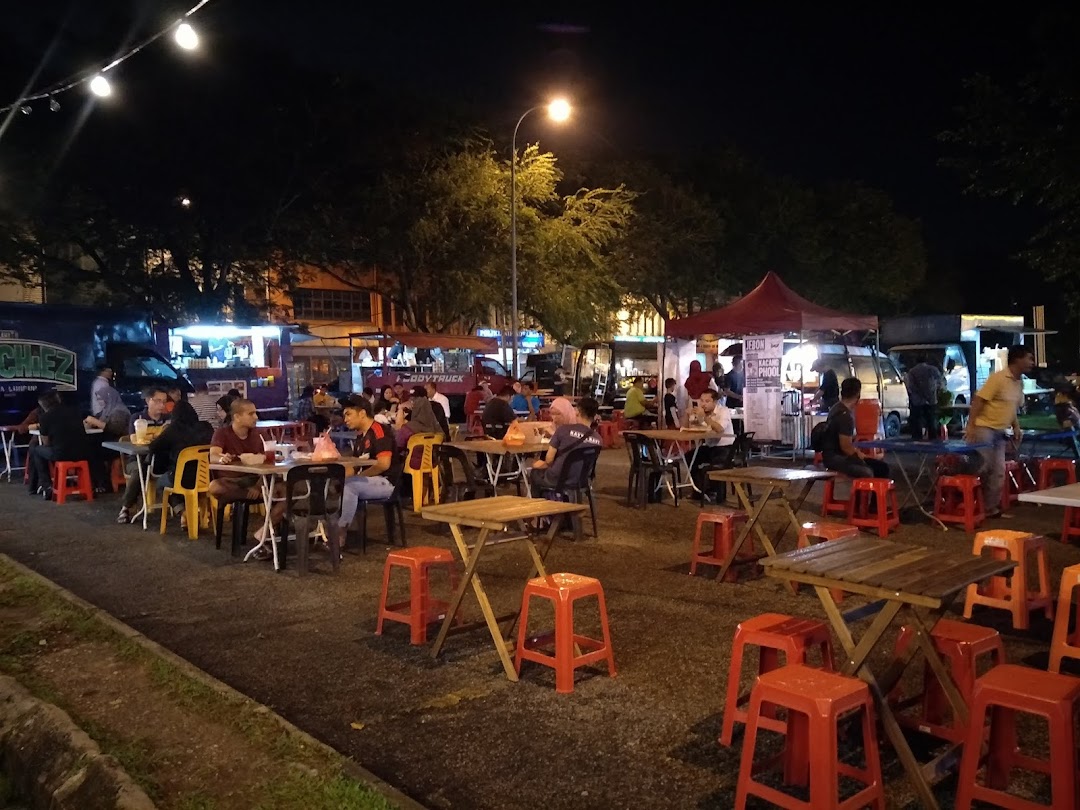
1038, 457, 1076, 490
954, 664, 1080, 809
846, 478, 900, 537
515, 573, 616, 694
51, 461, 94, 504
889, 618, 1005, 743
376, 547, 459, 645
720, 613, 834, 746
963, 531, 1054, 631
1049, 563, 1080, 673
690, 508, 751, 580
934, 474, 986, 532
794, 522, 859, 601
735, 664, 885, 810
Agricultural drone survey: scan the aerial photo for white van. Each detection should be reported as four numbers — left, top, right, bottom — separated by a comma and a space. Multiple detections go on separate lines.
782, 343, 910, 437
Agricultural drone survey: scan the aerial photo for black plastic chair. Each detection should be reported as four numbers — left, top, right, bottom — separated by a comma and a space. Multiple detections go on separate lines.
530, 445, 601, 541
696, 431, 755, 507
436, 444, 495, 502
275, 463, 346, 575
623, 432, 680, 508
355, 462, 407, 554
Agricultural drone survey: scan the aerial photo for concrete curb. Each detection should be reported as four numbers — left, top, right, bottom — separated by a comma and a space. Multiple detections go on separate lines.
0, 674, 157, 810
0, 554, 428, 810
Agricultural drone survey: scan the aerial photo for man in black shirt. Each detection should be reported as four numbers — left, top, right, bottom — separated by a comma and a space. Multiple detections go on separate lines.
662, 377, 680, 428
722, 356, 745, 408
822, 378, 890, 479
28, 392, 93, 498
481, 385, 519, 439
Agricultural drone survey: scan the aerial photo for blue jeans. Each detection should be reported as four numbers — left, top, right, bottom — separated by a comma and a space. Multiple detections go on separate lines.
969, 425, 1008, 512
339, 475, 395, 527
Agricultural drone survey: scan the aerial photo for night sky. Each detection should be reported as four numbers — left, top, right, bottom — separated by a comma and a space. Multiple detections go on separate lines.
1, 1, 1062, 320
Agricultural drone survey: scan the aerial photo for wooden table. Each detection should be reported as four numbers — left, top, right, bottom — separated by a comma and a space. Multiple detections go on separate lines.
706, 466, 834, 580
422, 495, 589, 681
444, 439, 549, 495
760, 536, 1016, 809
102, 440, 155, 529
626, 429, 734, 496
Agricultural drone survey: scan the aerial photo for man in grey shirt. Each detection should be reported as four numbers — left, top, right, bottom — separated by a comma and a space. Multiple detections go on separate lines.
905, 356, 944, 440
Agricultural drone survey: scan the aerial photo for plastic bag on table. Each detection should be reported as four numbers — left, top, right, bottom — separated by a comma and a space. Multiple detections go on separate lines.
312, 430, 341, 462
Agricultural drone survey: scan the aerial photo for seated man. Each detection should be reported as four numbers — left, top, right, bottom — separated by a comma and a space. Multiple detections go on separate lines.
687, 389, 736, 494
510, 382, 541, 420
623, 378, 657, 426
116, 387, 172, 524
482, 385, 520, 439
28, 392, 93, 499
337, 396, 398, 530
821, 377, 890, 479
529, 397, 602, 491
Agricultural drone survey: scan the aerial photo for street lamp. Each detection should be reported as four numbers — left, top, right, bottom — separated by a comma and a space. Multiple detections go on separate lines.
510, 97, 571, 378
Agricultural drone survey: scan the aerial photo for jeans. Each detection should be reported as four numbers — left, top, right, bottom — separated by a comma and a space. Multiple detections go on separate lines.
969, 425, 1008, 513
823, 453, 891, 479
908, 404, 937, 440
338, 475, 395, 527
28, 445, 57, 492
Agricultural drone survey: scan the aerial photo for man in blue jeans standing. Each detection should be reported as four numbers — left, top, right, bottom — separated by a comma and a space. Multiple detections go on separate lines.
338, 396, 398, 530
965, 345, 1034, 518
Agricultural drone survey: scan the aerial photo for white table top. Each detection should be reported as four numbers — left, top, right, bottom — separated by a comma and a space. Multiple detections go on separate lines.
101, 440, 152, 454
209, 457, 375, 476
1018, 483, 1080, 507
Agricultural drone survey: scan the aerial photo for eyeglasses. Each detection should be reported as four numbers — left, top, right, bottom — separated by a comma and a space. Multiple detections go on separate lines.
150, 397, 168, 404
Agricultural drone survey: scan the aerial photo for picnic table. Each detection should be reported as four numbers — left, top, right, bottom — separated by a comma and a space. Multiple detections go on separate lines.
444, 439, 549, 495
706, 466, 834, 581
101, 440, 155, 529
625, 428, 734, 496
422, 495, 589, 681
760, 536, 1016, 810
853, 438, 988, 529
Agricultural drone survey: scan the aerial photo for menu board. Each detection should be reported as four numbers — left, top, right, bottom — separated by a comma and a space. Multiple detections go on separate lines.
743, 334, 783, 441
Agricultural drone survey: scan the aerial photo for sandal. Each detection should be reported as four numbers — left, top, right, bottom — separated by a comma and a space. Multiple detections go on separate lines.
116, 508, 131, 524
251, 546, 273, 562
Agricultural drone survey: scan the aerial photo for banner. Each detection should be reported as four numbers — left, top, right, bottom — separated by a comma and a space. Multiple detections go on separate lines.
0, 339, 78, 393
742, 334, 783, 441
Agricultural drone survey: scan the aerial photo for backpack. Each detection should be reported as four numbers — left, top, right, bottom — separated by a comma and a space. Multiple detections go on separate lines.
809, 421, 829, 453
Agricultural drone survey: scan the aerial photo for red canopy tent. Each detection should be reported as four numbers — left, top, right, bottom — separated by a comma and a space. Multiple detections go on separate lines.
664, 271, 878, 338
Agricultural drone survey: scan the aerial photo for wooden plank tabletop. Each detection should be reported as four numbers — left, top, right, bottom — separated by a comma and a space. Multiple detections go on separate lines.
708, 466, 835, 484
423, 495, 587, 529
444, 440, 549, 456
761, 536, 1015, 607
1018, 483, 1080, 507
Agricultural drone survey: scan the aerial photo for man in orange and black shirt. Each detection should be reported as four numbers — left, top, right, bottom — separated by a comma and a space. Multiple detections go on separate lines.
338, 396, 398, 529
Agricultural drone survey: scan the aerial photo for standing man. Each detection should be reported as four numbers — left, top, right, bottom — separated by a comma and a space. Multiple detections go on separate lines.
966, 345, 1034, 518
722, 356, 745, 409
425, 381, 451, 424
91, 363, 113, 418
337, 396, 397, 530
821, 378, 891, 479
905, 355, 944, 440
662, 377, 680, 428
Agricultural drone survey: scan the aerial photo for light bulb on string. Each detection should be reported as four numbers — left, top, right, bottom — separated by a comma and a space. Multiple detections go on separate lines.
89, 75, 112, 97
174, 22, 198, 50
19, 106, 31, 115
49, 97, 60, 112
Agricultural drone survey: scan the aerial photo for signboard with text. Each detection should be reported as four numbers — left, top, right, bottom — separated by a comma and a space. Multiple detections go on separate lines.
743, 334, 782, 441
0, 339, 78, 394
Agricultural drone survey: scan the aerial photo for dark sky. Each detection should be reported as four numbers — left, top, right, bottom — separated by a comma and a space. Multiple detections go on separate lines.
0, 1, 1061, 314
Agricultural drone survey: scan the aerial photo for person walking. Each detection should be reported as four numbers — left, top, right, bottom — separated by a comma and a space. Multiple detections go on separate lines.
965, 345, 1034, 518
905, 355, 944, 440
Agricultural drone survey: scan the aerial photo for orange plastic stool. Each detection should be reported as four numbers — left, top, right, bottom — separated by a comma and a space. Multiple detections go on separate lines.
109, 457, 127, 492
690, 508, 751, 579
891, 619, 1006, 743
954, 664, 1080, 810
735, 664, 885, 810
514, 573, 616, 694
1002, 460, 1024, 510
846, 478, 899, 537
597, 421, 619, 449
795, 522, 860, 601
964, 531, 1054, 631
376, 547, 459, 645
1049, 563, 1080, 674
934, 474, 986, 533
819, 476, 849, 517
1038, 457, 1076, 490
1061, 507, 1080, 544
719, 613, 834, 746
51, 461, 94, 504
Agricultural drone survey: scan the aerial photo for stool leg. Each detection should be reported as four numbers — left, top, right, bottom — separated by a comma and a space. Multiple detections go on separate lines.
595, 587, 617, 678
859, 703, 886, 808
555, 593, 575, 694
734, 689, 765, 810
808, 711, 839, 809
376, 563, 393, 636
1050, 580, 1075, 673
1037, 548, 1055, 622
514, 589, 533, 676
1050, 703, 1077, 808
690, 519, 703, 575
986, 705, 1017, 791
1011, 554, 1030, 630
783, 708, 810, 788
409, 563, 426, 645
720, 637, 748, 746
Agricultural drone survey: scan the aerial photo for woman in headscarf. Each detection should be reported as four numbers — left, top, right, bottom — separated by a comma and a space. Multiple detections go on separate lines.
83, 386, 133, 439
148, 400, 215, 525
395, 387, 443, 449
548, 397, 576, 426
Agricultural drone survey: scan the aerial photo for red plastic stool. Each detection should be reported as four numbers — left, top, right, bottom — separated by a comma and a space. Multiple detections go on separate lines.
954, 664, 1080, 810
934, 474, 986, 533
51, 461, 94, 504
690, 508, 751, 579
1049, 563, 1080, 674
514, 573, 616, 694
846, 478, 899, 537
794, 522, 860, 601
890, 618, 1006, 743
110, 457, 127, 492
964, 531, 1054, 631
1002, 460, 1024, 510
1039, 458, 1077, 490
735, 664, 885, 810
819, 476, 849, 517
376, 547, 459, 645
597, 421, 619, 449
1063, 508, 1080, 544
719, 613, 834, 746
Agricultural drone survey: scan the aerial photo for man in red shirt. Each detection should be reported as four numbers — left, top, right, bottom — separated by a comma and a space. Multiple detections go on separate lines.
208, 398, 284, 539
338, 396, 398, 530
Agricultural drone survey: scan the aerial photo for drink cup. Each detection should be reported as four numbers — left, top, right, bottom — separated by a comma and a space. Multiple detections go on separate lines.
264, 450, 276, 464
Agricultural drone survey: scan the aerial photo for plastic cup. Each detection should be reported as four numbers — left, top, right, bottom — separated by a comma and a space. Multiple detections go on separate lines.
264, 450, 276, 464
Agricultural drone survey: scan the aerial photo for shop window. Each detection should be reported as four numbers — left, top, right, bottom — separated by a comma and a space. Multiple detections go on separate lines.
293, 288, 372, 322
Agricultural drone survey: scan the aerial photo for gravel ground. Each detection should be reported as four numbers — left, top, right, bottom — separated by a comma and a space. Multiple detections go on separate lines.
1, 449, 1078, 809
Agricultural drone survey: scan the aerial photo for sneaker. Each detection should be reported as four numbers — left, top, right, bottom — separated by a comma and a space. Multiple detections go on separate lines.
41, 487, 53, 501
251, 546, 273, 562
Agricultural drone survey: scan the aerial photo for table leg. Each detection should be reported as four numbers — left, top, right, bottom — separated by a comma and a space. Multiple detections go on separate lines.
501, 517, 563, 643
243, 473, 278, 563
715, 483, 778, 582
895, 451, 947, 529
773, 480, 815, 549
813, 585, 943, 810
1, 431, 13, 481
133, 454, 152, 531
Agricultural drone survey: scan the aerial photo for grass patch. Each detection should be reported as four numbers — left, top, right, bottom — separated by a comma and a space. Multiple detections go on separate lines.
175, 794, 219, 810
258, 772, 395, 810
77, 719, 162, 801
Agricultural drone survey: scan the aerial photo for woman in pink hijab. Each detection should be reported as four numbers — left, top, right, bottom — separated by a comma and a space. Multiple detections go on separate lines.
548, 397, 576, 426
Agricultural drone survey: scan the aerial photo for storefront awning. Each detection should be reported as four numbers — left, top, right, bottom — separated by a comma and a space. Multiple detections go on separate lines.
348, 331, 499, 352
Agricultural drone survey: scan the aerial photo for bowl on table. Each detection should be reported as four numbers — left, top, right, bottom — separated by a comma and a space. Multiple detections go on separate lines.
238, 453, 267, 466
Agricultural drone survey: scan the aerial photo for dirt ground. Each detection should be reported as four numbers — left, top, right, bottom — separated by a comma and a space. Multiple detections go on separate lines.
1, 448, 1077, 809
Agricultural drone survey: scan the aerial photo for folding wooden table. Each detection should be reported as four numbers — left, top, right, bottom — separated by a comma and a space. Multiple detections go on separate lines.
760, 536, 1016, 810
443, 439, 549, 495
422, 496, 589, 680
706, 466, 834, 581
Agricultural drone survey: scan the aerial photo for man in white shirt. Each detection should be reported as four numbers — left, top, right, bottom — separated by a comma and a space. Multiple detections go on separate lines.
91, 363, 113, 417
688, 389, 736, 497
425, 381, 452, 423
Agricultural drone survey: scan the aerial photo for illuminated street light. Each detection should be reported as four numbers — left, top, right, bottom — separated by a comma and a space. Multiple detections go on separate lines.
89, 75, 112, 97
509, 98, 572, 378
180, 197, 192, 208
174, 22, 199, 50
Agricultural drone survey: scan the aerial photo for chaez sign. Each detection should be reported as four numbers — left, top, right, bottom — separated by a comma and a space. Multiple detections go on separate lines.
0, 339, 78, 391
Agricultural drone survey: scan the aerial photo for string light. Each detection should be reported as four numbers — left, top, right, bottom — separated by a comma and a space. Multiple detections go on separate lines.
0, 0, 212, 115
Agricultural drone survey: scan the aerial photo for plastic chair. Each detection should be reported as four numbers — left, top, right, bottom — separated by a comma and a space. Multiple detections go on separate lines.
377, 547, 459, 644
690, 508, 751, 579
934, 474, 986, 533
355, 461, 407, 553
1049, 563, 1080, 673
276, 463, 345, 575
529, 445, 601, 541
846, 478, 900, 537
623, 432, 679, 508
159, 445, 212, 540
405, 432, 442, 512
964, 530, 1054, 630
51, 461, 94, 504
1038, 457, 1076, 490
435, 444, 495, 503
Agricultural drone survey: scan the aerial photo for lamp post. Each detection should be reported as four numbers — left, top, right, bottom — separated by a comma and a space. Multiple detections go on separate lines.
510, 98, 570, 378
